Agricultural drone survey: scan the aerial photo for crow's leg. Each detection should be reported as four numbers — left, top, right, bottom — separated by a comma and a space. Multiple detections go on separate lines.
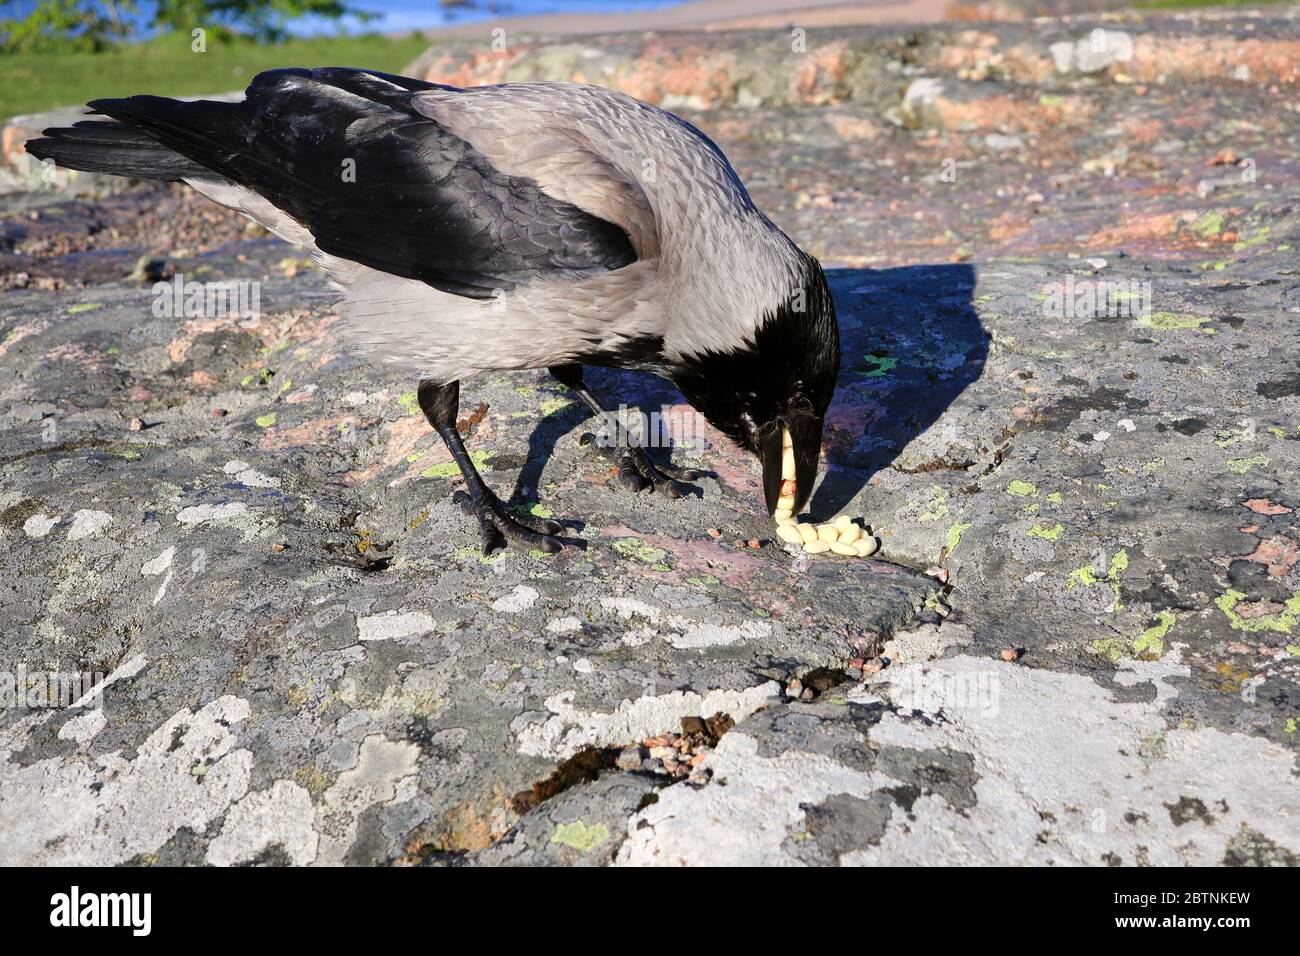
419, 379, 564, 555
548, 364, 705, 499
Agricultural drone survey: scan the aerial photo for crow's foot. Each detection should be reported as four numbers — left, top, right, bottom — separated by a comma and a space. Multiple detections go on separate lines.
578, 433, 708, 499
453, 489, 565, 555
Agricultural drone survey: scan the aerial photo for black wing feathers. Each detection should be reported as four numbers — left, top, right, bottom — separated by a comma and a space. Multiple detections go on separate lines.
60, 69, 637, 299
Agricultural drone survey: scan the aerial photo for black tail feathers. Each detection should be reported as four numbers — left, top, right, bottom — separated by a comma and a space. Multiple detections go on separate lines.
24, 118, 209, 182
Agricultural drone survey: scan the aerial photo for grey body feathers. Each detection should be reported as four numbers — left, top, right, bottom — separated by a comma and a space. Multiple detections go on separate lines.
56, 72, 812, 384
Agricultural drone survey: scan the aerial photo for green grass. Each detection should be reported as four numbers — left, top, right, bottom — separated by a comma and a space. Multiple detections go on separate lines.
0, 32, 433, 121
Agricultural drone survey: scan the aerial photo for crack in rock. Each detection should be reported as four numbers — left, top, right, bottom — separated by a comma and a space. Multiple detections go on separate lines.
517, 683, 781, 760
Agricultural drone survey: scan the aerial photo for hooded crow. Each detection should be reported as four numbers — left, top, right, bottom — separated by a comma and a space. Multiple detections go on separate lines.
26, 67, 841, 554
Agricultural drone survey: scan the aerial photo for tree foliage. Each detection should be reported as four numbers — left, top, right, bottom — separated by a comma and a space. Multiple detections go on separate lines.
0, 0, 377, 52
0, 0, 133, 52
152, 0, 376, 42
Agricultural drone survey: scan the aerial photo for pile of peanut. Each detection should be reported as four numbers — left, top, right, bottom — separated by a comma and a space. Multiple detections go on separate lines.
773, 429, 880, 558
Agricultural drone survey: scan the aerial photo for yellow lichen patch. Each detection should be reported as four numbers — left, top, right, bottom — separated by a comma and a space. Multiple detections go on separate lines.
1026, 522, 1063, 541
918, 485, 950, 522
1214, 661, 1252, 694
613, 538, 669, 571
1091, 638, 1127, 664
551, 821, 610, 853
1133, 610, 1175, 659
1227, 454, 1270, 475
1139, 311, 1212, 331
421, 451, 488, 479
395, 391, 421, 416
946, 520, 972, 555
1215, 589, 1300, 634
1066, 549, 1128, 609
539, 397, 573, 416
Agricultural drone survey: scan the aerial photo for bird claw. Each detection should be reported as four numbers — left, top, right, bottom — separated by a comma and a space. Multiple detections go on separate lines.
452, 490, 564, 555
579, 432, 706, 498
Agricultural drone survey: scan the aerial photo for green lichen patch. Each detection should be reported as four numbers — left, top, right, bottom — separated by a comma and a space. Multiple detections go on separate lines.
551, 821, 610, 853
1140, 312, 1212, 331
1091, 638, 1127, 664
508, 502, 553, 519
1190, 211, 1225, 237
945, 520, 972, 555
539, 397, 573, 416
422, 451, 488, 479
1133, 610, 1176, 659
1026, 522, 1064, 541
1067, 549, 1129, 608
395, 391, 421, 416
860, 355, 898, 378
918, 485, 950, 523
613, 538, 668, 568
1215, 589, 1300, 634
1227, 453, 1270, 475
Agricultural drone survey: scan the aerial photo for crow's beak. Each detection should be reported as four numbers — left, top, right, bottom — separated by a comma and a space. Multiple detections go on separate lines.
761, 414, 822, 516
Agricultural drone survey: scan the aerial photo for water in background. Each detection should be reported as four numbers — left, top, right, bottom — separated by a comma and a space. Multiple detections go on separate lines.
0, 0, 685, 37
347, 0, 681, 34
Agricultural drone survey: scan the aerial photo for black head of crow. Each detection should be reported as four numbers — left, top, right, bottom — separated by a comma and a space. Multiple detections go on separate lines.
24, 68, 844, 553
669, 252, 840, 518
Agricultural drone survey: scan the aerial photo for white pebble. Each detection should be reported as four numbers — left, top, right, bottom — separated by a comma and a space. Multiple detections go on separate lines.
839, 523, 862, 545
830, 542, 858, 556
833, 515, 854, 531
816, 524, 839, 544
777, 524, 803, 544
796, 523, 817, 544
803, 540, 831, 554
855, 537, 880, 557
